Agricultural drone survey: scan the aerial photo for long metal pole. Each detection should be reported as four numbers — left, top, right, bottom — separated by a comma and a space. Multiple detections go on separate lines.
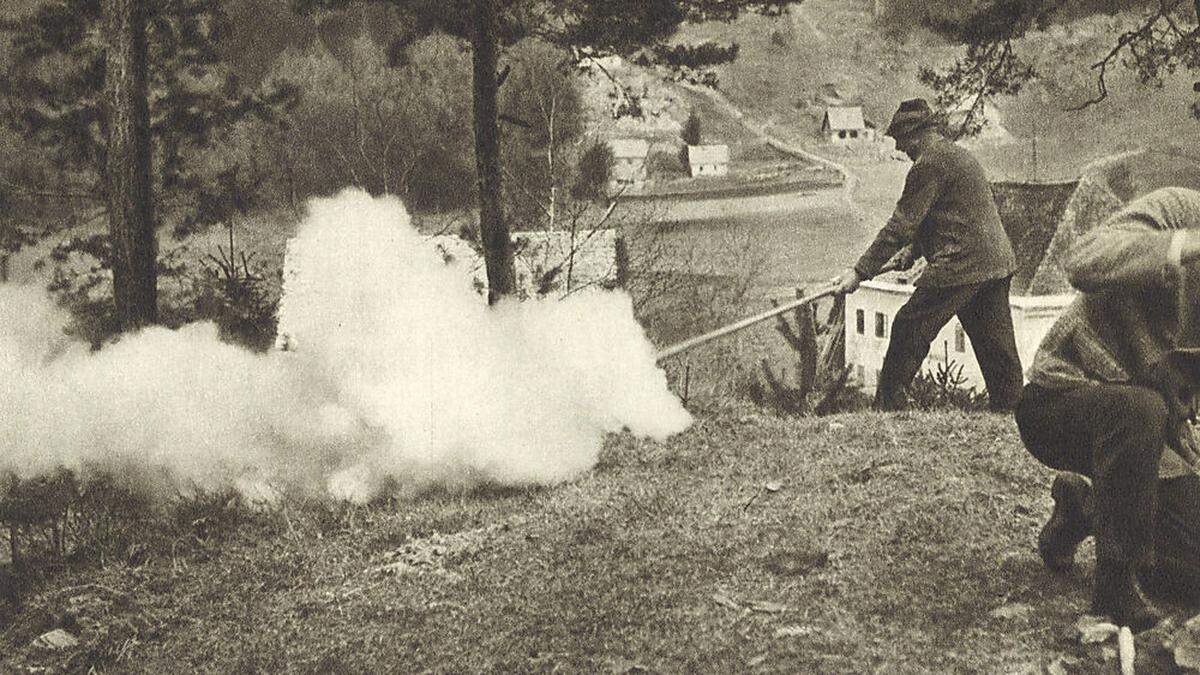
655, 285, 837, 362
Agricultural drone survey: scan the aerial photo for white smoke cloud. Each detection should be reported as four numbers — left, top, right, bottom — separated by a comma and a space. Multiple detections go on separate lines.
0, 188, 692, 502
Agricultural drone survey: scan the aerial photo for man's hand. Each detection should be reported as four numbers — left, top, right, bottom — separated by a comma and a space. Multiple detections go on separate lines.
1144, 353, 1200, 425
830, 267, 862, 295
1143, 353, 1200, 469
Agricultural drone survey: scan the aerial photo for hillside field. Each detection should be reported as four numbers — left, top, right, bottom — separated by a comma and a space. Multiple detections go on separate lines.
1, 410, 1140, 673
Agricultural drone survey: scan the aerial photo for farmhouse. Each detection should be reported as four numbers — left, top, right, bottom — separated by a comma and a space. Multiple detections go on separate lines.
686, 144, 730, 177
609, 138, 650, 189
844, 174, 1125, 393
822, 106, 875, 144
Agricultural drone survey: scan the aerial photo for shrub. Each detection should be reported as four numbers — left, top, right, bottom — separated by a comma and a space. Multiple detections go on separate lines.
681, 111, 703, 147
0, 466, 264, 618
906, 359, 990, 411
185, 224, 280, 352
647, 149, 689, 179
749, 294, 859, 416
570, 140, 614, 202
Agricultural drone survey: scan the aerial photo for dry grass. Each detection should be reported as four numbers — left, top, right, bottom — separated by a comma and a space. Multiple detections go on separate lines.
1, 409, 1130, 673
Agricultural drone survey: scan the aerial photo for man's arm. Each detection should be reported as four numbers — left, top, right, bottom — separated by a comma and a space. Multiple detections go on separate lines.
1065, 219, 1183, 293
1065, 188, 1200, 292
852, 159, 941, 282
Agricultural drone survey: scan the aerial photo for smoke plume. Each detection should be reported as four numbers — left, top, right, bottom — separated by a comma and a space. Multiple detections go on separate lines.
0, 189, 692, 501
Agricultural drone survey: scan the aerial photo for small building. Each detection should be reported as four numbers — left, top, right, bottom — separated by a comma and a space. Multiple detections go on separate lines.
609, 138, 650, 189
844, 179, 1095, 393
686, 144, 730, 177
822, 106, 875, 144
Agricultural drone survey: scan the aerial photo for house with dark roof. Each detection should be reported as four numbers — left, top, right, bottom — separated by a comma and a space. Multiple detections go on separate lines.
843, 179, 1101, 393
821, 107, 876, 145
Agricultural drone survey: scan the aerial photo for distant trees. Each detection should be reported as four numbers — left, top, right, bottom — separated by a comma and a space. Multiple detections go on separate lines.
682, 111, 704, 147
570, 141, 614, 203
680, 110, 702, 167
260, 35, 476, 212
295, 0, 797, 303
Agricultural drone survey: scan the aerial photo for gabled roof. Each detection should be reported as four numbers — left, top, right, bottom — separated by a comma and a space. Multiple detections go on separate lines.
990, 181, 1079, 295
609, 138, 650, 159
687, 144, 730, 165
822, 107, 866, 131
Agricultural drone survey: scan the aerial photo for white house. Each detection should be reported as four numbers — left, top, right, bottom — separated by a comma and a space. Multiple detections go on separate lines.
844, 179, 1118, 393
822, 107, 875, 144
609, 138, 650, 189
844, 277, 1075, 392
686, 144, 730, 177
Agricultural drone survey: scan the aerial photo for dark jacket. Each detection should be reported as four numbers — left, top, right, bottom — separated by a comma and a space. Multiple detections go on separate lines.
854, 137, 1015, 288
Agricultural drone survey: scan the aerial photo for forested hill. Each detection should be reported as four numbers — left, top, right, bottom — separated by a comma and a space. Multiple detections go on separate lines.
5, 0, 1194, 185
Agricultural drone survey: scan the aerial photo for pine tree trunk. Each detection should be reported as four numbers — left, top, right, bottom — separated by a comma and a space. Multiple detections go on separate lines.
470, 0, 516, 304
103, 0, 157, 329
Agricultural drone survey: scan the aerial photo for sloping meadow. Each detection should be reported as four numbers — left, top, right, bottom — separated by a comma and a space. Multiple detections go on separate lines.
2, 409, 1128, 673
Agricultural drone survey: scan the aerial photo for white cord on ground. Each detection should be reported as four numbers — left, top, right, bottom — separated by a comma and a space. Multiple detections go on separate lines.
1119, 625, 1135, 675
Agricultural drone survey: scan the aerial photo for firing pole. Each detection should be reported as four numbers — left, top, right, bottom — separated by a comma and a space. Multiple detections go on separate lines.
655, 285, 837, 362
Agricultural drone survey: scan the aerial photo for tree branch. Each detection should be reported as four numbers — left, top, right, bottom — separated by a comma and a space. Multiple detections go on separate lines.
1068, 0, 1185, 110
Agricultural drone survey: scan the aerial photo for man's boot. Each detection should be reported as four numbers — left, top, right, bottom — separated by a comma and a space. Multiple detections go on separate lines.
1092, 560, 1164, 632
1038, 472, 1095, 572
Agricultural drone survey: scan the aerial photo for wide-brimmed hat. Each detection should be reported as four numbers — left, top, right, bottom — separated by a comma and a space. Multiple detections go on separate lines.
885, 98, 939, 139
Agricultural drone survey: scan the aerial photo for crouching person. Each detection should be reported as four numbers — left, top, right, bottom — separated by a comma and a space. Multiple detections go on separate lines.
1017, 187, 1200, 631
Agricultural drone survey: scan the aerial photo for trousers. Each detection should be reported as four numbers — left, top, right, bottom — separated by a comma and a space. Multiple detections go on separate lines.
1017, 382, 1200, 600
875, 275, 1023, 411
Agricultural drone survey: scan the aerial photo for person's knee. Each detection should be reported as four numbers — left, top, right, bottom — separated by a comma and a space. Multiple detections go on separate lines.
888, 313, 941, 350
1014, 386, 1075, 471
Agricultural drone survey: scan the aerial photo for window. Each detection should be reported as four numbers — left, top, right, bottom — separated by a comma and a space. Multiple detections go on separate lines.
855, 309, 865, 335
955, 325, 967, 353
838, 130, 847, 139
849, 130, 859, 139
855, 364, 865, 383
875, 312, 887, 338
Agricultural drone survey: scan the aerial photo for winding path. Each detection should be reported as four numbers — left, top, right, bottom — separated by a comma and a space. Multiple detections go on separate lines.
675, 81, 859, 203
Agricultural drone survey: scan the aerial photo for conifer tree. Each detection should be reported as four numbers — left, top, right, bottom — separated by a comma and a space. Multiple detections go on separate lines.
0, 0, 293, 331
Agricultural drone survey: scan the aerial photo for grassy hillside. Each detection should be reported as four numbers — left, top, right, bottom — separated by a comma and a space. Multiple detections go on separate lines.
683, 0, 1200, 183
0, 410, 1137, 672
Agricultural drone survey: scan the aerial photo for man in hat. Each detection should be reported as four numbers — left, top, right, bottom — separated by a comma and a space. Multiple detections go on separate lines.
1017, 187, 1200, 631
830, 98, 1023, 411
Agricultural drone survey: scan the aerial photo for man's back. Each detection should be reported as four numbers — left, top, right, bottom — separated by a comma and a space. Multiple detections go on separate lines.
909, 138, 1016, 288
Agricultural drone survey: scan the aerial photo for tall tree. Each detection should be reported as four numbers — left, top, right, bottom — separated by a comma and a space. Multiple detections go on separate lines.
104, 0, 157, 329
295, 0, 795, 304
0, 0, 294, 333
471, 0, 515, 303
